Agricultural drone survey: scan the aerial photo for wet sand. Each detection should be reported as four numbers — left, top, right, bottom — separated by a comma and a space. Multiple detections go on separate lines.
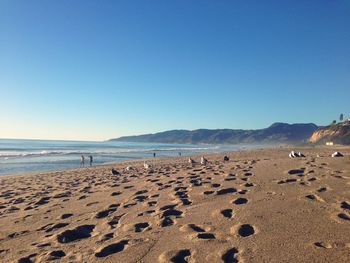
0, 147, 349, 262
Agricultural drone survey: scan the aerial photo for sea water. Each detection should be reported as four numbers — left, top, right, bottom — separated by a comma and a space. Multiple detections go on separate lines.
0, 139, 260, 176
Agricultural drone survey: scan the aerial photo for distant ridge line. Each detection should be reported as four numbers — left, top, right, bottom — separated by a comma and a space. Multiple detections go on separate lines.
110, 122, 318, 144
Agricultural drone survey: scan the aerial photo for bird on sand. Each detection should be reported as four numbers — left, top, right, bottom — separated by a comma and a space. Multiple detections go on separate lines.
111, 168, 120, 175
200, 156, 208, 165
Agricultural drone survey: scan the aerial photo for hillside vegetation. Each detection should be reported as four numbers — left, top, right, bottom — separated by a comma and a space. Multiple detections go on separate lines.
111, 123, 318, 144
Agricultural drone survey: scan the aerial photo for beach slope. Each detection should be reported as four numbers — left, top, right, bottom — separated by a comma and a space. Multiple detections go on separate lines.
0, 148, 349, 262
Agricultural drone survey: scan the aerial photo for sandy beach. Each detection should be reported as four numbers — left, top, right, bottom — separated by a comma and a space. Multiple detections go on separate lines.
0, 147, 349, 263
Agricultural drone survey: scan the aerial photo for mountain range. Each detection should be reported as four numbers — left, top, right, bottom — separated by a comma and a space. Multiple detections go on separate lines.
110, 122, 318, 144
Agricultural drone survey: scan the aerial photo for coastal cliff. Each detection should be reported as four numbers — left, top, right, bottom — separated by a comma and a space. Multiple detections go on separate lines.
310, 123, 350, 145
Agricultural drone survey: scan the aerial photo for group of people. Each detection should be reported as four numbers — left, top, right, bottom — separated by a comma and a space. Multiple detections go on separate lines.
80, 155, 93, 167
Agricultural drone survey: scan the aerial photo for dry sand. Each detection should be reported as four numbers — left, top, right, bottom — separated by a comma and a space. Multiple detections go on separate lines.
0, 147, 350, 263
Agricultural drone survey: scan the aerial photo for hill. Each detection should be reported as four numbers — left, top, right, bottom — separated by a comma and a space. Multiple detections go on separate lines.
110, 123, 318, 144
310, 123, 350, 145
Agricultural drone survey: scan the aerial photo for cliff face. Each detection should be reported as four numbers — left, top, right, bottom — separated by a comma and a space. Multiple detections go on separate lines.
310, 124, 350, 145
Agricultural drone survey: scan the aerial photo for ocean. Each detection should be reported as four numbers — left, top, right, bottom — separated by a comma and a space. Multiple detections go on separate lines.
0, 139, 261, 176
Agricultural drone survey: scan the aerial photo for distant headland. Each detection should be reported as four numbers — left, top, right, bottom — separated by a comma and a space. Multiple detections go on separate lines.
110, 122, 318, 144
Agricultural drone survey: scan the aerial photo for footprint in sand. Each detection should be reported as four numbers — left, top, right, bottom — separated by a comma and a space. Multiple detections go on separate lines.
308, 177, 317, 182
238, 189, 248, 195
314, 242, 332, 249
86, 201, 99, 207
337, 213, 350, 221
222, 248, 239, 263
134, 189, 148, 195
45, 223, 69, 233
159, 249, 192, 263
147, 201, 157, 207
162, 209, 183, 218
35, 197, 51, 206
288, 169, 304, 175
197, 233, 216, 239
180, 198, 192, 206
134, 195, 148, 202
95, 240, 128, 257
56, 224, 95, 243
316, 187, 327, 193
236, 224, 255, 237
138, 209, 156, 216
216, 188, 237, 195
233, 198, 248, 205
134, 222, 150, 232
180, 223, 206, 233
46, 250, 66, 260
34, 242, 51, 248
225, 177, 236, 181
341, 201, 350, 210
278, 178, 298, 184
221, 209, 233, 219
99, 232, 114, 242
314, 241, 350, 249
160, 204, 177, 211
60, 213, 73, 219
18, 253, 37, 263
160, 217, 174, 227
175, 191, 188, 199
7, 230, 29, 239
107, 214, 124, 229
95, 205, 119, 219
123, 202, 137, 208
305, 194, 323, 202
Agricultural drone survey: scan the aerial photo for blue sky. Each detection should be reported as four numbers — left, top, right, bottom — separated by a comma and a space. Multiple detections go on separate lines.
1, 1, 349, 140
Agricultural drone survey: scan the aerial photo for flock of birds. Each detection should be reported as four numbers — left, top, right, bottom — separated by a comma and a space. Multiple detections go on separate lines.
110, 155, 230, 176
288, 151, 305, 158
288, 150, 344, 158
111, 151, 345, 176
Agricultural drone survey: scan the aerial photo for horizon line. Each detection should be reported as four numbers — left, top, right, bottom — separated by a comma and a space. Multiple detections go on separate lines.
0, 121, 321, 142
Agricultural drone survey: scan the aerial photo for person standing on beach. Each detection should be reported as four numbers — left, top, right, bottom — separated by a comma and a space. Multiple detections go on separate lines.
153, 152, 156, 158
89, 155, 93, 166
80, 155, 85, 167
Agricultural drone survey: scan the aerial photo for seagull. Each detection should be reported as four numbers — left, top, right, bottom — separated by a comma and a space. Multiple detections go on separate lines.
125, 166, 133, 172
331, 151, 344, 157
188, 158, 196, 166
289, 151, 305, 158
111, 168, 120, 176
144, 162, 151, 170
224, 156, 229, 161
200, 156, 208, 165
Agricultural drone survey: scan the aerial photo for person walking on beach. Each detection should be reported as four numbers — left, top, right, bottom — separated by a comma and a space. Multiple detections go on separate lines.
89, 155, 93, 166
80, 155, 85, 167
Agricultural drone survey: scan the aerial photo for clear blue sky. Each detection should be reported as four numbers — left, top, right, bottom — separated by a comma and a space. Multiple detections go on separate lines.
1, 1, 349, 140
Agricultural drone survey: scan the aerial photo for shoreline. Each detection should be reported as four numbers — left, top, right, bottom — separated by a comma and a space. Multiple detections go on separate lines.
1, 145, 347, 179
0, 141, 276, 178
